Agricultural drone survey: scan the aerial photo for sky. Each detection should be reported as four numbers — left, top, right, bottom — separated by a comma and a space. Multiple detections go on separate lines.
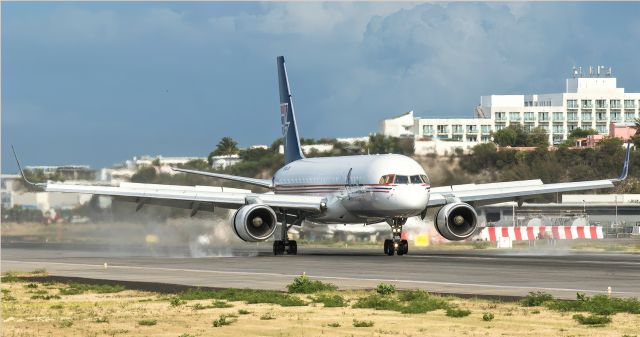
3, 2, 640, 172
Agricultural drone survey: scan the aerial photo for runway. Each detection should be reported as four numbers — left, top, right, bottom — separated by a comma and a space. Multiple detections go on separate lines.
2, 242, 639, 300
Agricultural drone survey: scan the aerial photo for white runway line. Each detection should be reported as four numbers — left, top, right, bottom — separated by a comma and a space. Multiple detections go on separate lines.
3, 260, 634, 296
405, 255, 640, 266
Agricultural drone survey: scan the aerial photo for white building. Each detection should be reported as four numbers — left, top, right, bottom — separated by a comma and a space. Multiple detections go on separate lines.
381, 66, 640, 152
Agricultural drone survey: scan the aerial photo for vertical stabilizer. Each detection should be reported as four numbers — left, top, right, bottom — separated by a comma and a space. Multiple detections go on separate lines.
277, 56, 304, 165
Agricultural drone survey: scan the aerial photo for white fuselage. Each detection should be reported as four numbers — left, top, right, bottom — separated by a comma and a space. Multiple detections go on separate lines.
272, 154, 430, 224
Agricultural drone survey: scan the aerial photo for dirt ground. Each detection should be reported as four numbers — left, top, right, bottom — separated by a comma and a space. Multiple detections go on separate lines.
2, 275, 639, 337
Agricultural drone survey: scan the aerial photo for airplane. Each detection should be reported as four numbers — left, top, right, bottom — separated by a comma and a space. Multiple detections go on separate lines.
13, 56, 632, 256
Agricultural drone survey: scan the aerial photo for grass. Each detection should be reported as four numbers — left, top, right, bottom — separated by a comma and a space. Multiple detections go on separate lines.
177, 288, 306, 307
59, 283, 125, 295
238, 309, 251, 315
170, 297, 185, 307
95, 317, 109, 323
25, 283, 38, 289
446, 307, 471, 318
1, 272, 21, 283
192, 300, 233, 310
524, 292, 640, 315
521, 291, 554, 307
483, 312, 495, 321
287, 275, 337, 294
213, 315, 236, 327
138, 319, 157, 326
572, 314, 612, 326
30, 294, 61, 300
352, 290, 451, 314
50, 304, 63, 310
353, 319, 374, 327
311, 293, 346, 307
376, 283, 396, 295
327, 322, 341, 327
59, 320, 73, 328
260, 312, 275, 320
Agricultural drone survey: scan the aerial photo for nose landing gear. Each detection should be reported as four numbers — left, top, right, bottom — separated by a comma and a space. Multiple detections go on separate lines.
384, 218, 408, 256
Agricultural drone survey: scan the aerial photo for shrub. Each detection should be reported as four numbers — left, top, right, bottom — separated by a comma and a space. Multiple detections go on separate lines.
1, 272, 20, 283
31, 294, 61, 300
50, 304, 63, 310
212, 315, 235, 327
327, 322, 341, 327
472, 241, 490, 249
353, 319, 374, 327
446, 308, 471, 318
170, 297, 185, 307
352, 294, 401, 311
311, 294, 346, 307
59, 283, 125, 295
521, 291, 554, 307
25, 283, 38, 289
482, 312, 495, 321
138, 319, 157, 326
179, 334, 196, 337
95, 317, 109, 323
572, 314, 611, 326
260, 313, 275, 320
376, 283, 396, 296
238, 309, 251, 315
287, 275, 337, 293
545, 294, 640, 315
211, 300, 233, 308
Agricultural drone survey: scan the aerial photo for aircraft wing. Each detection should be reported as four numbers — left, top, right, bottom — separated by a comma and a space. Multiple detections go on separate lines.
427, 142, 631, 207
41, 182, 325, 212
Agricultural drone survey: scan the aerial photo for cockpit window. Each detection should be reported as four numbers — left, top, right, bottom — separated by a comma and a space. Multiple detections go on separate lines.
410, 175, 423, 184
421, 175, 430, 184
394, 175, 409, 184
379, 174, 395, 184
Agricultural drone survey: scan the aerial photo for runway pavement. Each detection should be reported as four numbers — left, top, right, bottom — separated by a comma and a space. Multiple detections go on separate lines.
2, 242, 639, 299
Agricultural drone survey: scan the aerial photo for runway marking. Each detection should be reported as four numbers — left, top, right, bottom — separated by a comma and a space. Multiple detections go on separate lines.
405, 255, 640, 266
3, 260, 635, 296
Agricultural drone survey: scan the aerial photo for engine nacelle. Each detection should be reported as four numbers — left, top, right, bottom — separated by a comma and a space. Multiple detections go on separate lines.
434, 202, 478, 241
232, 204, 278, 242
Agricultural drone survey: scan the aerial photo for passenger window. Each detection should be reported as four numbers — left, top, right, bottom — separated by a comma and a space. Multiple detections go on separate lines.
410, 175, 423, 184
395, 175, 409, 184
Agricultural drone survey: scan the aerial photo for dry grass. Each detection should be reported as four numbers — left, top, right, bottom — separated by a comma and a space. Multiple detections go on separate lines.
2, 276, 639, 337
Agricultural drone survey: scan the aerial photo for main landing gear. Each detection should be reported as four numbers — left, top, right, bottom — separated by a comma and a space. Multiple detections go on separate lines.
273, 212, 299, 255
384, 218, 408, 256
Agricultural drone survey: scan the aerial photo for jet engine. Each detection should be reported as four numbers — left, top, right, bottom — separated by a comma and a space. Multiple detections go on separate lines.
232, 204, 278, 242
434, 202, 478, 241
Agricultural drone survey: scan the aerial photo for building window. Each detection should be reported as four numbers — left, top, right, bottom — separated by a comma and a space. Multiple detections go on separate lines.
466, 125, 478, 133
481, 135, 490, 142
596, 124, 608, 134
552, 112, 564, 121
581, 122, 592, 129
581, 112, 592, 121
610, 99, 621, 109
495, 112, 506, 121
567, 112, 578, 121
509, 112, 521, 121
581, 100, 592, 109
538, 124, 550, 132
452, 125, 464, 134
524, 112, 535, 121
625, 111, 636, 121
552, 125, 564, 134
437, 125, 449, 134
481, 125, 491, 134
538, 112, 549, 122
595, 99, 607, 109
524, 123, 535, 132
566, 99, 578, 109
422, 125, 434, 135
596, 111, 607, 121
552, 135, 564, 145
610, 111, 621, 121
624, 99, 636, 109
495, 124, 505, 131
467, 135, 477, 142
568, 124, 578, 132
452, 135, 463, 141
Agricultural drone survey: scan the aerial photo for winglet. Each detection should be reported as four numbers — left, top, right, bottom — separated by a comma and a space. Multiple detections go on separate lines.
613, 141, 632, 182
10, 145, 46, 189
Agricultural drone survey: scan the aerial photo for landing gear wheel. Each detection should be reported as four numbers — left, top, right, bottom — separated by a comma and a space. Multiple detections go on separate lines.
400, 240, 408, 255
384, 239, 395, 256
287, 240, 297, 255
273, 240, 285, 255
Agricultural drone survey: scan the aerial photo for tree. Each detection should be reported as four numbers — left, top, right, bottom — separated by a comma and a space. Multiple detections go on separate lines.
569, 128, 597, 138
208, 137, 239, 165
526, 127, 549, 148
131, 167, 157, 183
492, 128, 517, 147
